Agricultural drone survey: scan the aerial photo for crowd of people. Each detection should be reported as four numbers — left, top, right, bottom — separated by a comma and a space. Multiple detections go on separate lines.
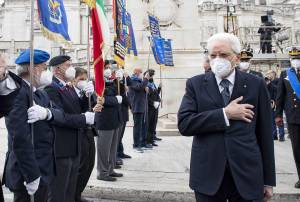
0, 50, 162, 202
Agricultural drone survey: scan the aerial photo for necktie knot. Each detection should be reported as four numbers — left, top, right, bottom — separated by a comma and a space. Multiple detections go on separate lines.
220, 79, 230, 89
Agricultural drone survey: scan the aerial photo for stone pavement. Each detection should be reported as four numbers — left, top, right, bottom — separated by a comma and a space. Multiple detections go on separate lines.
1, 118, 300, 202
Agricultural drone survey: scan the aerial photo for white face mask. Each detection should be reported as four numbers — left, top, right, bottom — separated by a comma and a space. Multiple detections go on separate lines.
39, 70, 53, 87
77, 80, 88, 90
210, 58, 233, 78
104, 69, 112, 78
291, 59, 300, 69
239, 62, 250, 71
65, 66, 76, 80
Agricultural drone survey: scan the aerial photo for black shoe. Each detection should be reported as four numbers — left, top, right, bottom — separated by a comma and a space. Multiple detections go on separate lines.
154, 137, 162, 141
119, 153, 132, 159
152, 142, 158, 146
143, 144, 153, 150
295, 181, 300, 189
135, 147, 144, 153
78, 198, 93, 202
110, 172, 123, 177
279, 137, 285, 142
97, 175, 117, 181
115, 164, 122, 169
116, 159, 123, 165
274, 136, 278, 140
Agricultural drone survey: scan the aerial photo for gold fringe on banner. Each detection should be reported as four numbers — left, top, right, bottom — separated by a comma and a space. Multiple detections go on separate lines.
40, 26, 72, 48
81, 0, 96, 8
114, 55, 125, 67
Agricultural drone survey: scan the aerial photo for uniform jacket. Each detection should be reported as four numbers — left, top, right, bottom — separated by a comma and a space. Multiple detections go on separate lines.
95, 81, 122, 130
276, 68, 300, 124
44, 77, 87, 158
128, 76, 148, 113
178, 70, 275, 200
147, 81, 161, 110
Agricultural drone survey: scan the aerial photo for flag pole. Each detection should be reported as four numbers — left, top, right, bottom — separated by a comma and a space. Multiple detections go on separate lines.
86, 5, 92, 111
29, 0, 35, 201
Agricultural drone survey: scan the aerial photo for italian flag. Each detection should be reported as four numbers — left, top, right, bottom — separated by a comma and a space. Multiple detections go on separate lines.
83, 0, 110, 96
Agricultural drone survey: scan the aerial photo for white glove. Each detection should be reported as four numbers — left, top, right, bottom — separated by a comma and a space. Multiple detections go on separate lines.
116, 95, 122, 104
24, 177, 40, 195
116, 69, 124, 79
154, 101, 160, 109
84, 81, 94, 95
84, 112, 95, 125
27, 105, 49, 123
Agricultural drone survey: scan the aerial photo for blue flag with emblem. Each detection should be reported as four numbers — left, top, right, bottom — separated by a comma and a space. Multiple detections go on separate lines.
149, 36, 165, 65
37, 0, 71, 46
287, 68, 300, 99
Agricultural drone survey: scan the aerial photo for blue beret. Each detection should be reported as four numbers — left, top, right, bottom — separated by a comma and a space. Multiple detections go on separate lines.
15, 49, 50, 65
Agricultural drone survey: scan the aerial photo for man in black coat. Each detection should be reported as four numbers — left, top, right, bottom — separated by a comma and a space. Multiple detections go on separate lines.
145, 69, 161, 146
128, 68, 151, 152
178, 33, 275, 202
95, 68, 123, 182
275, 46, 300, 188
0, 54, 22, 202
45, 56, 95, 202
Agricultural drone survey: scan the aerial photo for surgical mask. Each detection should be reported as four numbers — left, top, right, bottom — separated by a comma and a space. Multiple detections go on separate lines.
104, 69, 112, 78
65, 66, 76, 80
291, 59, 300, 69
239, 62, 250, 71
39, 70, 53, 87
210, 58, 233, 78
77, 80, 88, 90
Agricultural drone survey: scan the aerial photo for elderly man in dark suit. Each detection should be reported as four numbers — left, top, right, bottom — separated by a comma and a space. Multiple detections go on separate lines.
45, 56, 95, 202
178, 33, 275, 202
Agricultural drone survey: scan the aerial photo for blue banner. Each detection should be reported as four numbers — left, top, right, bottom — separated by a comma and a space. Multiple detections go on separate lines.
37, 0, 71, 46
148, 15, 161, 38
163, 39, 174, 66
125, 12, 138, 56
150, 36, 165, 65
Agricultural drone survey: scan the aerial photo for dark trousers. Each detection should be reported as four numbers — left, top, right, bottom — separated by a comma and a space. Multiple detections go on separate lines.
260, 41, 272, 54
133, 113, 146, 147
147, 107, 158, 144
195, 167, 262, 202
287, 124, 300, 180
14, 185, 49, 202
0, 180, 4, 202
75, 130, 96, 202
117, 121, 127, 156
48, 156, 80, 202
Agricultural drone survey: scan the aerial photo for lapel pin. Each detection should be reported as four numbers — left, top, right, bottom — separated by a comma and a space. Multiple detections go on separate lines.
243, 85, 247, 88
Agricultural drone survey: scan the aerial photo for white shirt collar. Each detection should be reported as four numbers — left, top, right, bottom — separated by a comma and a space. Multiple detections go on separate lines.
215, 68, 236, 86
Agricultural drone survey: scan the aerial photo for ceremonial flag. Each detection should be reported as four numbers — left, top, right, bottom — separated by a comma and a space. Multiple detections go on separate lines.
163, 39, 174, 66
114, 0, 127, 66
82, 0, 111, 96
125, 12, 138, 57
149, 36, 165, 65
148, 15, 161, 38
37, 0, 71, 46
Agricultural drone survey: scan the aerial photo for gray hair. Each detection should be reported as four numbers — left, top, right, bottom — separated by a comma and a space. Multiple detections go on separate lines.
16, 64, 30, 76
207, 33, 241, 54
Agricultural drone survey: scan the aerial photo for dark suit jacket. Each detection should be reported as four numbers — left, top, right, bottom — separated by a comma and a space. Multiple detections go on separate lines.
44, 77, 87, 158
120, 78, 130, 122
249, 70, 263, 78
276, 68, 300, 124
128, 77, 148, 113
178, 70, 275, 200
0, 72, 22, 117
4, 82, 55, 191
95, 81, 122, 130
148, 83, 161, 110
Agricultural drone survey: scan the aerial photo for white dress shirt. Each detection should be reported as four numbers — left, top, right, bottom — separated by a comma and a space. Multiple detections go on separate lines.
214, 69, 236, 126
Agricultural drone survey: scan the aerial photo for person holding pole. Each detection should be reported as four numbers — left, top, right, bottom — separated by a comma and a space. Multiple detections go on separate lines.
45, 55, 95, 202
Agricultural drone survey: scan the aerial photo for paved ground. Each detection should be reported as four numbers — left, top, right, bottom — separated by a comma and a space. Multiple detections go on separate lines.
1, 118, 300, 201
